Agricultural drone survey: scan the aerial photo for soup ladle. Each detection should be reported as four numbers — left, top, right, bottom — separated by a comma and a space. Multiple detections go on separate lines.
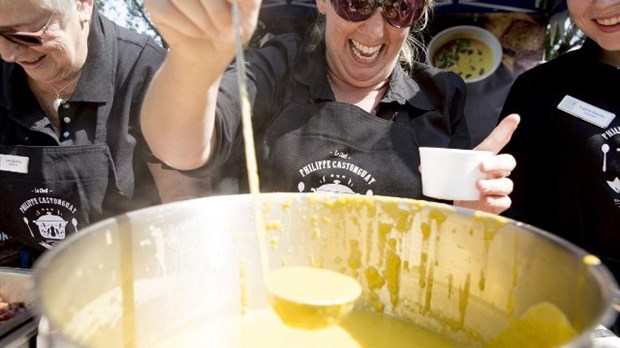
265, 266, 362, 330
230, 1, 362, 329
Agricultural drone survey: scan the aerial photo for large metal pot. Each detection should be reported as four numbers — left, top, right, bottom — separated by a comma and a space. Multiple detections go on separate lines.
32, 193, 619, 347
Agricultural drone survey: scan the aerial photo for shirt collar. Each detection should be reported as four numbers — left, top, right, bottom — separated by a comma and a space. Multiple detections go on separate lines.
69, 9, 113, 103
292, 40, 435, 112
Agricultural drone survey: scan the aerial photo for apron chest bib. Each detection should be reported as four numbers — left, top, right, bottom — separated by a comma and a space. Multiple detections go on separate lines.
0, 144, 116, 249
259, 102, 423, 198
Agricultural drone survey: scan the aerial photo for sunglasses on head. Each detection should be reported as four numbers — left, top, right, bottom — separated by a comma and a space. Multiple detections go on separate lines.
0, 10, 56, 46
330, 0, 426, 28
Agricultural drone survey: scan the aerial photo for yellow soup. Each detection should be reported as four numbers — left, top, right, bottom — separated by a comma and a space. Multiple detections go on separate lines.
485, 302, 578, 348
432, 38, 494, 81
266, 266, 361, 329
154, 309, 461, 348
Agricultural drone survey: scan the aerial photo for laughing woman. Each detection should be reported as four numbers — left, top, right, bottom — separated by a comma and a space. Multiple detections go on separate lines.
141, 0, 519, 213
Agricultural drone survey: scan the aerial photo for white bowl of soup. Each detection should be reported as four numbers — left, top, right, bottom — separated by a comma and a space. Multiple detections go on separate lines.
427, 25, 503, 83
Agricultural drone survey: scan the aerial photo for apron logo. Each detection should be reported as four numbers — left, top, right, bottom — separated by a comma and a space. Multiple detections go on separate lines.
298, 174, 357, 194
598, 129, 620, 206
19, 190, 80, 243
297, 151, 377, 195
31, 212, 68, 240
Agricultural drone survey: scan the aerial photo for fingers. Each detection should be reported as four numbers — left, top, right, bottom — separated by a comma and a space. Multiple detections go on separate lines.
231, 0, 263, 42
476, 195, 513, 215
157, 13, 206, 41
453, 175, 514, 215
168, 0, 214, 37
478, 177, 513, 196
144, 0, 208, 41
474, 114, 520, 154
480, 153, 516, 178
144, 0, 261, 44
455, 114, 520, 214
454, 191, 513, 215
156, 0, 232, 39
478, 176, 514, 214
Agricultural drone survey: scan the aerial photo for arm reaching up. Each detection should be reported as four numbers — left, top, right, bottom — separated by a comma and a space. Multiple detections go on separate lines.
141, 0, 262, 170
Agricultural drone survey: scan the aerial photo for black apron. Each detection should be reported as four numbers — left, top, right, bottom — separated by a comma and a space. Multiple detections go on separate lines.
0, 110, 120, 250
259, 100, 424, 198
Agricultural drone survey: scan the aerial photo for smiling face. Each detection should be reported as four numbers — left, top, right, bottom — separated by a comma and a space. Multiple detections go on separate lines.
0, 0, 92, 85
316, 0, 411, 88
567, 0, 620, 51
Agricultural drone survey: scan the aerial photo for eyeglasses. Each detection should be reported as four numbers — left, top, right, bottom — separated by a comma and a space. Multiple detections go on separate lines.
0, 10, 56, 46
330, 0, 426, 28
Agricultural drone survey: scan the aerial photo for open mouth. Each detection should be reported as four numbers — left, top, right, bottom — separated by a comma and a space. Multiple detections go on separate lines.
18, 54, 45, 67
595, 15, 620, 27
350, 39, 383, 62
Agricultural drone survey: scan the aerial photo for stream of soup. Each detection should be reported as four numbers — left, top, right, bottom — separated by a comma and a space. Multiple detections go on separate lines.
233, 0, 363, 326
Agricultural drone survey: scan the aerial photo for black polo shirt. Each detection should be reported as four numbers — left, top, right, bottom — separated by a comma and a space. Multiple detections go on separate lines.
194, 33, 471, 199
0, 9, 166, 219
500, 39, 620, 279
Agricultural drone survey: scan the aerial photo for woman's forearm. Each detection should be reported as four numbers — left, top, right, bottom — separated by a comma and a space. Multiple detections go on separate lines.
141, 49, 231, 170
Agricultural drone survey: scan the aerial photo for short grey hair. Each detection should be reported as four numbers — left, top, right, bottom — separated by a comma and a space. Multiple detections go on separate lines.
40, 0, 79, 20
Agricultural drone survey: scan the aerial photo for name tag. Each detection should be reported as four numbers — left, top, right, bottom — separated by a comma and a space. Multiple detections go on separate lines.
557, 95, 616, 129
0, 154, 29, 174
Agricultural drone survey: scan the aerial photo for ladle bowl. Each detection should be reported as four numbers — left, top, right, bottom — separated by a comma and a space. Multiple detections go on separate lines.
265, 266, 362, 329
32, 193, 620, 347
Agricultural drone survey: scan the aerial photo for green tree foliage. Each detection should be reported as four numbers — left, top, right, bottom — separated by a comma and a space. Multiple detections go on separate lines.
95, 0, 167, 48
545, 10, 585, 61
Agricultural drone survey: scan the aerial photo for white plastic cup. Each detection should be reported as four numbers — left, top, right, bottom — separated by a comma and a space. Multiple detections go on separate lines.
419, 147, 493, 201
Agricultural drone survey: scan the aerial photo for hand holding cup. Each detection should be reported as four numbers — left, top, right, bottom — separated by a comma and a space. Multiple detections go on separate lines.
420, 114, 520, 214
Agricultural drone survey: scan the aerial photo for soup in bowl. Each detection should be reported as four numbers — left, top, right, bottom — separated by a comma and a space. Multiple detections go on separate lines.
427, 25, 503, 83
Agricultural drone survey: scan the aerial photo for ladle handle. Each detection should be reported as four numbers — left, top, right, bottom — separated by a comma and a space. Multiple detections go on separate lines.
232, 0, 269, 278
